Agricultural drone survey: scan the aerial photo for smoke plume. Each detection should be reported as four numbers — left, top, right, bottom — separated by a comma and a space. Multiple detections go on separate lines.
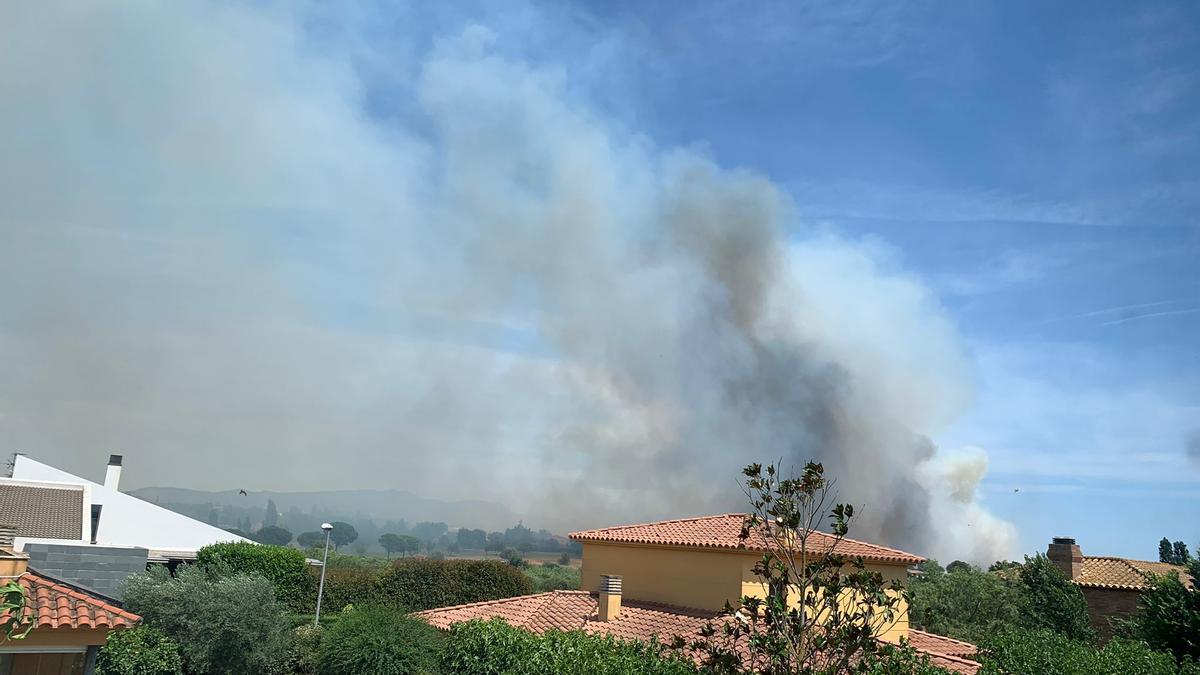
0, 2, 1015, 562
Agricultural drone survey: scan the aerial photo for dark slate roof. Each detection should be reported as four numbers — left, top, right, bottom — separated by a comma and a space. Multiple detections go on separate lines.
25, 544, 149, 599
0, 483, 84, 539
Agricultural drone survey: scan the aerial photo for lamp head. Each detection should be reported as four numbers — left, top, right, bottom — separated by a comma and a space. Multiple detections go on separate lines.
320, 523, 333, 531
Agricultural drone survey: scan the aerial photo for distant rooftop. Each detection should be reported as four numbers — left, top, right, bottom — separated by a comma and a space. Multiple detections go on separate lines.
569, 513, 925, 565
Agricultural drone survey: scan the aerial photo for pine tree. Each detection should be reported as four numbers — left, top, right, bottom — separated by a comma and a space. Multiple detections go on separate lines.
264, 499, 279, 528
1159, 537, 1173, 563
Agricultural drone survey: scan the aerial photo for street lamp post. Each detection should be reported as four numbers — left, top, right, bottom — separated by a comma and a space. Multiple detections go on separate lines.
314, 522, 333, 626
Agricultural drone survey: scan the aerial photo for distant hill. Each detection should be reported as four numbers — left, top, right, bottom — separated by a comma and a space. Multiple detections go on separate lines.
129, 486, 521, 532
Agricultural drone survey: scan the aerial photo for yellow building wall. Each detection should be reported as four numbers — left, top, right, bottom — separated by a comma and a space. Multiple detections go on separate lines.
582, 542, 909, 642
737, 557, 909, 643
580, 542, 746, 611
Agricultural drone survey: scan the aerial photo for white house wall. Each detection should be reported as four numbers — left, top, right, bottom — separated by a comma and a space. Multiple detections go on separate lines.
11, 455, 248, 553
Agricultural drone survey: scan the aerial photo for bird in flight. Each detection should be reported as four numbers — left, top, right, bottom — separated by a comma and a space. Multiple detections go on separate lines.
238, 489, 247, 496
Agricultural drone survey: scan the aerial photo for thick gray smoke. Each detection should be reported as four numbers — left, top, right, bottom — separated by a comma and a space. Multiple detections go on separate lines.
0, 3, 1015, 562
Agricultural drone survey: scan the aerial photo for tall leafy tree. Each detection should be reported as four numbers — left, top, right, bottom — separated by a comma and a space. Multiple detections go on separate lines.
1018, 555, 1094, 642
1125, 563, 1200, 663
296, 530, 325, 549
251, 525, 292, 546
379, 533, 404, 559
1160, 537, 1175, 563
1173, 541, 1192, 565
329, 521, 358, 550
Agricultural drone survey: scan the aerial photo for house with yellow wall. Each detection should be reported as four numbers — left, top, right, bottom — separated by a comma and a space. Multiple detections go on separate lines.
418, 513, 980, 674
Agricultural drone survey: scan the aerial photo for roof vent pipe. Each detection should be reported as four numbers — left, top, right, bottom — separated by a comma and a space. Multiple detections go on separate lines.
598, 574, 622, 621
104, 454, 123, 491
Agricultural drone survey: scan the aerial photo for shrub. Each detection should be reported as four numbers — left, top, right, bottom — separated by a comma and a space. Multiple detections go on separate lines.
977, 627, 1200, 675
95, 626, 183, 675
442, 618, 697, 675
318, 606, 444, 675
279, 624, 324, 675
376, 558, 533, 612
197, 541, 314, 612
1124, 567, 1200, 663
121, 565, 287, 675
523, 564, 581, 592
1020, 555, 1094, 642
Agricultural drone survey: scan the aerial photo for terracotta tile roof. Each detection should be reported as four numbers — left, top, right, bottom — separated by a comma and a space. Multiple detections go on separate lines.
569, 514, 925, 565
3, 570, 140, 630
416, 590, 717, 642
907, 629, 977, 658
416, 591, 976, 673
0, 483, 84, 539
1076, 557, 1194, 590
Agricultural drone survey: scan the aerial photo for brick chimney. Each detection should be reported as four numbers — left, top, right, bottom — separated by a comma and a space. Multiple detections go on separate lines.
598, 574, 622, 621
1047, 537, 1082, 580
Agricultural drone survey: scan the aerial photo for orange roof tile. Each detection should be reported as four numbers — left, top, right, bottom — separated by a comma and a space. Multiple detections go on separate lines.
569, 514, 925, 565
1077, 557, 1193, 591
3, 571, 140, 630
416, 591, 976, 673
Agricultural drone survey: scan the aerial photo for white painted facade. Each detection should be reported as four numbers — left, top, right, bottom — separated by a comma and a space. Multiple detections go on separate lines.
7, 455, 247, 556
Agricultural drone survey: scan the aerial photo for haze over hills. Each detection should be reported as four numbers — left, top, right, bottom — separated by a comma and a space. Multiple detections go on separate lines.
130, 486, 522, 533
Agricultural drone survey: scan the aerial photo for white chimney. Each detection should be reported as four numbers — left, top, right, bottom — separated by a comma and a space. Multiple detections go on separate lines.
104, 454, 123, 490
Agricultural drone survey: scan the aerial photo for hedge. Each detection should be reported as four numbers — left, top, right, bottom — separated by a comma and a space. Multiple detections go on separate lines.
319, 606, 444, 675
441, 618, 697, 675
375, 559, 533, 612
197, 542, 314, 612
977, 627, 1200, 675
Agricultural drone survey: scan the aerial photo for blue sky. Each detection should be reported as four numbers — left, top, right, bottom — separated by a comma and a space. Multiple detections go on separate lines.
1, 0, 1196, 562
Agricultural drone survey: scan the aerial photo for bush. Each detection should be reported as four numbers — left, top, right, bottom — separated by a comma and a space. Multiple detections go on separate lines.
523, 564, 581, 592
442, 618, 697, 675
197, 541, 314, 612
978, 627, 1200, 675
121, 565, 287, 675
279, 624, 324, 675
318, 606, 444, 675
96, 626, 183, 675
1124, 567, 1200, 663
376, 558, 533, 612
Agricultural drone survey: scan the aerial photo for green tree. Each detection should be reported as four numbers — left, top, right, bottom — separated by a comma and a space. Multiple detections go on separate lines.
223, 527, 248, 539
264, 499, 279, 528
1124, 565, 1200, 663
297, 530, 326, 549
1162, 538, 1176, 563
121, 565, 287, 675
329, 521, 358, 550
95, 626, 183, 675
945, 560, 972, 574
412, 521, 448, 547
399, 535, 421, 557
379, 533, 404, 559
251, 525, 292, 546
673, 461, 914, 674
457, 528, 487, 550
909, 559, 1029, 643
1174, 541, 1192, 566
1019, 554, 1094, 642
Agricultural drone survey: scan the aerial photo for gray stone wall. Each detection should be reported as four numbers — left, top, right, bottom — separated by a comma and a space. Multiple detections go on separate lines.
24, 543, 148, 599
